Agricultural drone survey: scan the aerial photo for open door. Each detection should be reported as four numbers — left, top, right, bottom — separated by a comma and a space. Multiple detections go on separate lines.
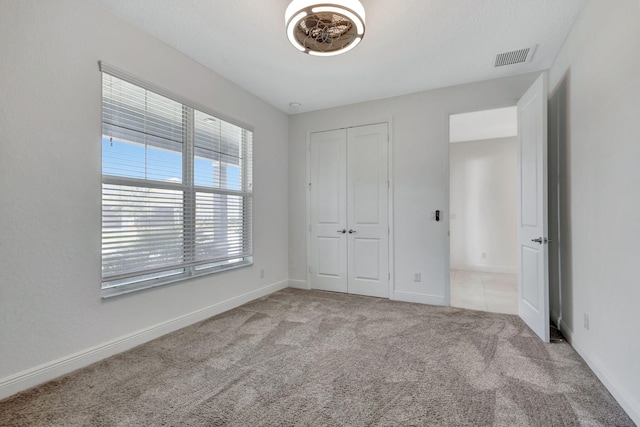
517, 72, 550, 342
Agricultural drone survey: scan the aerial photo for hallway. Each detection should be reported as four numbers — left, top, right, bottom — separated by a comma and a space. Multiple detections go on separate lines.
450, 269, 518, 315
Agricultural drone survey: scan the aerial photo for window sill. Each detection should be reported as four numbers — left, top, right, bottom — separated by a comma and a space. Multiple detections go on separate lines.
101, 259, 253, 299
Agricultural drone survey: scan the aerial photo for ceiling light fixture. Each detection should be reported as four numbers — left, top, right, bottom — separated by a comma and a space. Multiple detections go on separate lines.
285, 0, 366, 56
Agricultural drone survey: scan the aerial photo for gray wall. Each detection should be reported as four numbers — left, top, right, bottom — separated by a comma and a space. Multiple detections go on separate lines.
449, 137, 518, 273
0, 0, 289, 396
548, 0, 640, 421
289, 73, 539, 304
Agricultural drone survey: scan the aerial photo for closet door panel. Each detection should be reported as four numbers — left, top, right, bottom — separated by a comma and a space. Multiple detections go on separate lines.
309, 129, 348, 293
347, 123, 389, 298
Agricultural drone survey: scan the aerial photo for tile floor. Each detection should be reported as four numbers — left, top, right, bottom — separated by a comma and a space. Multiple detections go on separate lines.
450, 269, 518, 315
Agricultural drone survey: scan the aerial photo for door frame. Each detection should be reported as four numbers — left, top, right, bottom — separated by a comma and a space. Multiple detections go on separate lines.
305, 118, 395, 298
445, 103, 521, 308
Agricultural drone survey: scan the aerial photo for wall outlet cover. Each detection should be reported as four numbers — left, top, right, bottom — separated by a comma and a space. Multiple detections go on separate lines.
584, 313, 590, 330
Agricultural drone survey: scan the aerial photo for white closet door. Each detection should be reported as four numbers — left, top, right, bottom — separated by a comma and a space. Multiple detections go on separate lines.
346, 123, 389, 298
309, 129, 348, 293
309, 123, 389, 297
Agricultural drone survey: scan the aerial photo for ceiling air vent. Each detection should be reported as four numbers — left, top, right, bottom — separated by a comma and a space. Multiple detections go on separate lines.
494, 46, 536, 67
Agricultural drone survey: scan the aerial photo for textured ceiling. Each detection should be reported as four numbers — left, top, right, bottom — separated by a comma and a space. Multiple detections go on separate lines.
92, 0, 585, 114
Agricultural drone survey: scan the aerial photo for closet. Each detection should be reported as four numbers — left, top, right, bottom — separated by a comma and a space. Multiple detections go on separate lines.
309, 122, 389, 298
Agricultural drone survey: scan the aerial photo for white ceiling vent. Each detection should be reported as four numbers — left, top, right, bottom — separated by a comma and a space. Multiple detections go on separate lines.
494, 45, 537, 67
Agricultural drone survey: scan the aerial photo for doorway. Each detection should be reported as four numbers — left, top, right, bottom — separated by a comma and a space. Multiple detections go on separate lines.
308, 122, 390, 298
448, 107, 519, 314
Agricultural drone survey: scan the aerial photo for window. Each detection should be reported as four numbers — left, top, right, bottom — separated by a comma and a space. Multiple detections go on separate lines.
100, 63, 253, 297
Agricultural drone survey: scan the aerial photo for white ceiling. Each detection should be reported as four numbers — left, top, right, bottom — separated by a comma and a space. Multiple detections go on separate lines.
92, 0, 585, 114
450, 106, 517, 143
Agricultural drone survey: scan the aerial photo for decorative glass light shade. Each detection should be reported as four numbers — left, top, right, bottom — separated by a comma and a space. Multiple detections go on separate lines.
285, 0, 366, 56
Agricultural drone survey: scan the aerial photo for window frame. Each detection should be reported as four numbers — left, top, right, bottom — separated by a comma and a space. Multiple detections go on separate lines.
99, 62, 253, 298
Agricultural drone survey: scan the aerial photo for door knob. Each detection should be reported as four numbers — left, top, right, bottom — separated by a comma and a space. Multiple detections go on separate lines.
348, 229, 356, 234
337, 229, 346, 234
531, 237, 551, 244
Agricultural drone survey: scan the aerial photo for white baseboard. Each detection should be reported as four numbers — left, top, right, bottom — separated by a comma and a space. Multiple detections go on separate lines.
393, 290, 445, 306
560, 322, 639, 425
288, 279, 309, 290
0, 280, 289, 401
450, 264, 517, 274
570, 341, 640, 424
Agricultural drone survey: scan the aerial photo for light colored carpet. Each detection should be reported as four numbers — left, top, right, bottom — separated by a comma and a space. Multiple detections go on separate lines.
0, 289, 634, 426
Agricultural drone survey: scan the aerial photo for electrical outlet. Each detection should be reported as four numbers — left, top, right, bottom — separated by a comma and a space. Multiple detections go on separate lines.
584, 313, 590, 330
260, 269, 265, 278
414, 273, 421, 282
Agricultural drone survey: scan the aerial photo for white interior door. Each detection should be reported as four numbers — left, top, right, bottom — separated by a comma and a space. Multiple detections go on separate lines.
309, 123, 389, 298
517, 73, 550, 342
309, 129, 348, 293
347, 124, 389, 298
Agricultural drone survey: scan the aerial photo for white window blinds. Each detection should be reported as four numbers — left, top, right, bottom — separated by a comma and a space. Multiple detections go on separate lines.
100, 64, 253, 297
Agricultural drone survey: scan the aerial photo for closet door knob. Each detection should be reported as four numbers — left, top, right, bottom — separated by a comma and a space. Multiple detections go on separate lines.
337, 229, 347, 234
348, 229, 356, 234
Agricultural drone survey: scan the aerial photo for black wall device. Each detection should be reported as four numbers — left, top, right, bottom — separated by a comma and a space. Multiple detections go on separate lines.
435, 210, 440, 221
